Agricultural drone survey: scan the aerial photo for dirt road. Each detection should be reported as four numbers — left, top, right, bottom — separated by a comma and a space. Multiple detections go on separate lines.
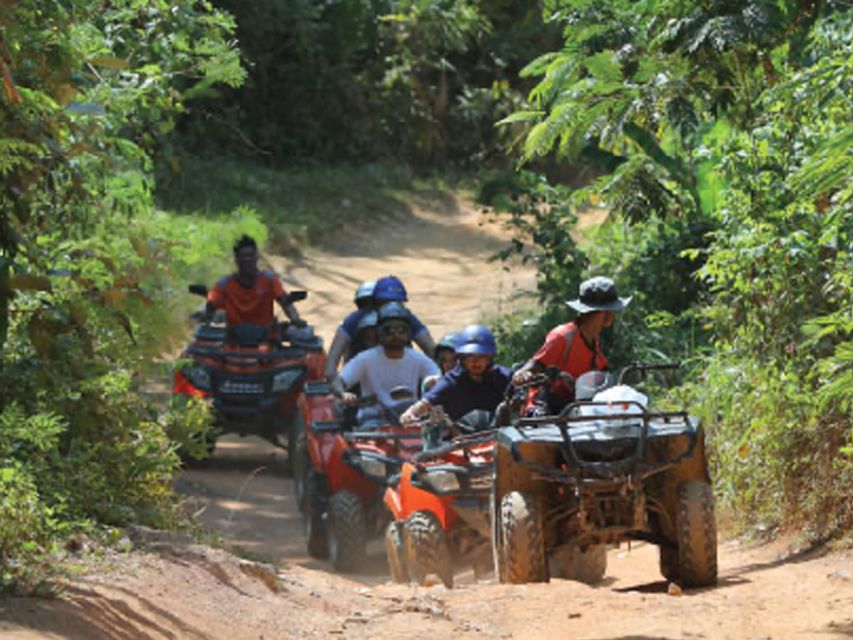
2, 194, 851, 639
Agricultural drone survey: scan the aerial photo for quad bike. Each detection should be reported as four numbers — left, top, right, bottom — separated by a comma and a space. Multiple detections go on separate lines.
173, 284, 326, 471
383, 375, 547, 587
294, 387, 423, 572
384, 413, 496, 588
491, 362, 717, 589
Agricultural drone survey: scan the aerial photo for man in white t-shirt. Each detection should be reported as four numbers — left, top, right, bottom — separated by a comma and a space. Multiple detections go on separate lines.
331, 302, 439, 407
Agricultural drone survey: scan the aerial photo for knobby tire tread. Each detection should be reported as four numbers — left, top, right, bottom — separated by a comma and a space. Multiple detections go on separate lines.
500, 491, 548, 584
328, 491, 366, 572
676, 480, 718, 587
406, 511, 453, 588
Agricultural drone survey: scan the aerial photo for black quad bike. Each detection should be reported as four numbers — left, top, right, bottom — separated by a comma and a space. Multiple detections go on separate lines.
491, 362, 717, 588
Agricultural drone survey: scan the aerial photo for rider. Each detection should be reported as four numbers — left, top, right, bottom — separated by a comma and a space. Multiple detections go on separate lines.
331, 302, 439, 408
353, 280, 376, 311
205, 234, 304, 327
401, 324, 511, 424
511, 276, 631, 413
434, 332, 460, 374
325, 275, 436, 380
347, 310, 378, 361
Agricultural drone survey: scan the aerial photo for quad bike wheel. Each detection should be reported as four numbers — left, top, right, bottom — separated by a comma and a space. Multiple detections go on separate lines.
385, 521, 410, 583
491, 487, 507, 582
303, 472, 327, 559
327, 490, 367, 572
675, 480, 717, 587
555, 544, 607, 584
499, 491, 548, 584
405, 511, 453, 588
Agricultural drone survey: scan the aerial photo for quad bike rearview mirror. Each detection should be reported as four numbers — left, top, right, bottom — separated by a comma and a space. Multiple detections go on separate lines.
188, 284, 208, 297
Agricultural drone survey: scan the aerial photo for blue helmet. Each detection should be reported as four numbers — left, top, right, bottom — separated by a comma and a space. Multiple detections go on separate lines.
373, 275, 408, 302
354, 280, 376, 303
456, 324, 497, 356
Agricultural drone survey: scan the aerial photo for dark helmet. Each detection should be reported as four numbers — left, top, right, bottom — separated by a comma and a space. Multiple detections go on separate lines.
377, 301, 412, 326
435, 332, 460, 355
373, 275, 408, 302
456, 324, 497, 356
356, 310, 378, 332
354, 280, 376, 304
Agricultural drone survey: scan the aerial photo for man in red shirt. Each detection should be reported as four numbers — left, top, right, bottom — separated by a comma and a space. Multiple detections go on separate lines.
206, 235, 304, 327
512, 276, 631, 413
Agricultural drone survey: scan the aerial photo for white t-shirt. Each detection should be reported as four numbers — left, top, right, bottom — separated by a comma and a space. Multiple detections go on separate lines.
339, 346, 440, 407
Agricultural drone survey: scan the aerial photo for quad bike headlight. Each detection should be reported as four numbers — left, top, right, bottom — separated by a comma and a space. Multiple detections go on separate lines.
272, 368, 303, 392
360, 458, 387, 478
424, 470, 460, 493
185, 366, 211, 391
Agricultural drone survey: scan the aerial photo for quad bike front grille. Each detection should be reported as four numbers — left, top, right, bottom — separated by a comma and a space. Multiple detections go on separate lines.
219, 379, 265, 395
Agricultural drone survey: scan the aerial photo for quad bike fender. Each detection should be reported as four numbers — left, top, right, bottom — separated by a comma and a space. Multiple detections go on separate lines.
299, 392, 337, 425
493, 439, 556, 503
307, 430, 343, 474
325, 434, 378, 501
173, 370, 210, 399
383, 485, 405, 521
396, 463, 457, 530
304, 351, 327, 381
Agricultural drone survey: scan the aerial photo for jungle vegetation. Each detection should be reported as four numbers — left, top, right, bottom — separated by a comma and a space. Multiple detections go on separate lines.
0, 0, 850, 590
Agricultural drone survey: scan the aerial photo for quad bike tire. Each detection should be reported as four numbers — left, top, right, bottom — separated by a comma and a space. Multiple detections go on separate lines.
491, 486, 507, 582
500, 491, 548, 584
385, 521, 410, 584
292, 422, 309, 513
675, 480, 718, 587
405, 511, 453, 588
556, 544, 607, 584
303, 472, 327, 559
327, 490, 367, 572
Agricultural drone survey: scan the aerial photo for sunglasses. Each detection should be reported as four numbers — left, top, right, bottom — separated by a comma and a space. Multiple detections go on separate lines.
382, 325, 410, 336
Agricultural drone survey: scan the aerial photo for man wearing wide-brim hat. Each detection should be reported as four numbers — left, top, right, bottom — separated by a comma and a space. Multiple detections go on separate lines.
512, 276, 632, 414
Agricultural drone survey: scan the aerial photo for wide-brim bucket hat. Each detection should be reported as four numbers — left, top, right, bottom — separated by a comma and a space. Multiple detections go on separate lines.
566, 276, 632, 314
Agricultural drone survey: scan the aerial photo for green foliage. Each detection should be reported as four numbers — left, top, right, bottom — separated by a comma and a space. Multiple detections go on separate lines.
498, 1, 852, 536
176, 0, 558, 165
156, 156, 416, 249
0, 0, 246, 583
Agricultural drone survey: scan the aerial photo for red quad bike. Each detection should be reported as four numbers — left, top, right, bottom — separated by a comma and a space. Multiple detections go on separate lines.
173, 284, 326, 472
382, 375, 550, 588
295, 388, 423, 572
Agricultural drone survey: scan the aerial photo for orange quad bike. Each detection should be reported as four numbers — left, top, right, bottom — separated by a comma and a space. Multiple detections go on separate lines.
382, 373, 550, 587
173, 285, 326, 472
384, 411, 498, 588
294, 388, 423, 572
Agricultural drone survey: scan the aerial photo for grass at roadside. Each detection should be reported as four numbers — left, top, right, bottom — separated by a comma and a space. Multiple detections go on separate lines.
156, 155, 422, 253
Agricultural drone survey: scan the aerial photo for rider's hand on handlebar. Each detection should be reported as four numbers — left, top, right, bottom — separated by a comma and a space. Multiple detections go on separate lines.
291, 317, 308, 328
512, 369, 534, 386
